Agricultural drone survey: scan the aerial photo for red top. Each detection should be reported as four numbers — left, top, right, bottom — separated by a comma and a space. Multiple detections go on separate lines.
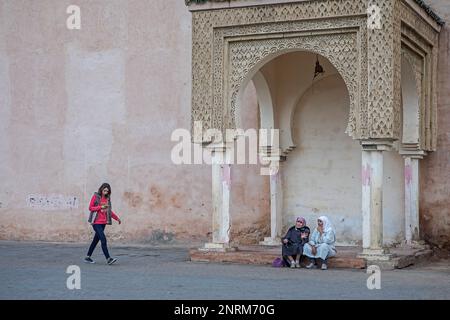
89, 195, 120, 225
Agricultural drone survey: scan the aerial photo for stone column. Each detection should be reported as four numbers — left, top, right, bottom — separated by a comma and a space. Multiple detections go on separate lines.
260, 153, 283, 246
359, 141, 393, 260
200, 143, 234, 251
400, 151, 425, 244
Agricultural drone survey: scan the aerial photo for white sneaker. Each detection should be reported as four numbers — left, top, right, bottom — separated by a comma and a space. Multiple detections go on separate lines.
290, 261, 296, 268
321, 263, 328, 270
306, 262, 315, 269
295, 261, 301, 268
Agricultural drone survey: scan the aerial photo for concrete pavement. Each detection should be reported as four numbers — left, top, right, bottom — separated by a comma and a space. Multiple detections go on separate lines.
0, 241, 449, 299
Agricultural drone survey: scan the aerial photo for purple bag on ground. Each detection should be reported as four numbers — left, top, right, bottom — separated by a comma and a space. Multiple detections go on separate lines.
272, 257, 284, 267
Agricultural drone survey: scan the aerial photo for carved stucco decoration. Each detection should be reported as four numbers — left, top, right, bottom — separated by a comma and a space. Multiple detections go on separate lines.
227, 32, 360, 136
190, 0, 441, 147
401, 45, 424, 150
215, 17, 365, 140
365, 0, 400, 140
191, 0, 368, 142
400, 1, 440, 151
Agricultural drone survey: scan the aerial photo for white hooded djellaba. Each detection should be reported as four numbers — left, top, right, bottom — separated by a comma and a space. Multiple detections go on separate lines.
303, 216, 337, 260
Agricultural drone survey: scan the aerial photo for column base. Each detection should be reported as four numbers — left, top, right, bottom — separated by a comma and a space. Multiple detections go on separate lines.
401, 240, 429, 250
357, 248, 395, 261
198, 242, 237, 252
259, 237, 281, 246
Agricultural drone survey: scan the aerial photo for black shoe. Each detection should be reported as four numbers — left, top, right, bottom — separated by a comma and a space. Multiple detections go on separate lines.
84, 256, 95, 264
107, 257, 117, 265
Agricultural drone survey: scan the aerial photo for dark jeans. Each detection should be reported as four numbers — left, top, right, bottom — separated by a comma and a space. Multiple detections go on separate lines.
87, 224, 110, 259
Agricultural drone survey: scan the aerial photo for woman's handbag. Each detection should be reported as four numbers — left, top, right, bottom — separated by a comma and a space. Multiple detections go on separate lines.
88, 211, 97, 225
87, 193, 101, 224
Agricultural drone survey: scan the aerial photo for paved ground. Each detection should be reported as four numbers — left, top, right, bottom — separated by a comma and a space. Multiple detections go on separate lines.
0, 241, 449, 300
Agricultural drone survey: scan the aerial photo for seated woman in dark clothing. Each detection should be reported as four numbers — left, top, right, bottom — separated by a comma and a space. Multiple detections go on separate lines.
281, 217, 310, 268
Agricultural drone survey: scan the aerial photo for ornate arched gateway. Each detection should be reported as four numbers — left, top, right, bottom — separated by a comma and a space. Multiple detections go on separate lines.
186, 0, 443, 261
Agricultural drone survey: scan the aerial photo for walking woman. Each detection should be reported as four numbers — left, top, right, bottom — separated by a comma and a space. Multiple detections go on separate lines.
303, 215, 336, 270
84, 183, 121, 265
281, 217, 310, 268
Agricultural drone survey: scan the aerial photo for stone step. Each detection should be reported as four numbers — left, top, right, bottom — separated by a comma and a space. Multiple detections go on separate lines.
373, 249, 434, 270
190, 245, 434, 270
189, 248, 367, 269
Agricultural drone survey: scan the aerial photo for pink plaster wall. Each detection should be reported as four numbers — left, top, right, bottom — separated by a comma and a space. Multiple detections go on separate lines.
230, 81, 270, 245
420, 1, 450, 250
0, 0, 268, 245
0, 0, 449, 249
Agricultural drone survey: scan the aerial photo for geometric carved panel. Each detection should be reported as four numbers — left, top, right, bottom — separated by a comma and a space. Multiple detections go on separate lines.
190, 0, 441, 146
226, 31, 361, 138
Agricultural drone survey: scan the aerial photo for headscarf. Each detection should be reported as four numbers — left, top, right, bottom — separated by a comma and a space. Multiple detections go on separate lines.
318, 215, 334, 233
296, 216, 306, 225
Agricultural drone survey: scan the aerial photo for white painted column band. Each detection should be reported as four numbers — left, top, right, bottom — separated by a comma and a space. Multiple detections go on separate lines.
201, 145, 233, 251
359, 141, 393, 258
362, 149, 384, 251
404, 156, 420, 243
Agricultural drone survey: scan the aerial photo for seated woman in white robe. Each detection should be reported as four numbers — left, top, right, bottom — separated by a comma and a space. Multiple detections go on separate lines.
303, 215, 336, 270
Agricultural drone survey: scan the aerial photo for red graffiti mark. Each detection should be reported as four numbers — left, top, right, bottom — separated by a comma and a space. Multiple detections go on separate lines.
405, 164, 413, 186
222, 165, 231, 188
362, 164, 371, 186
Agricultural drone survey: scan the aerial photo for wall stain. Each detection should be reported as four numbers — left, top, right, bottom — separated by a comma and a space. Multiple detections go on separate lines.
169, 193, 183, 209
147, 229, 175, 244
149, 186, 164, 209
123, 191, 143, 208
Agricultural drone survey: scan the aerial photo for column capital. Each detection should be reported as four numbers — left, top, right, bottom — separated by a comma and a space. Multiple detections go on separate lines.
258, 146, 286, 162
399, 150, 427, 159
206, 142, 232, 153
360, 139, 394, 151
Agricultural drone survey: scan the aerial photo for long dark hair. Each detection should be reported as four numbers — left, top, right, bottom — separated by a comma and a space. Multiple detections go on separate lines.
98, 183, 111, 199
